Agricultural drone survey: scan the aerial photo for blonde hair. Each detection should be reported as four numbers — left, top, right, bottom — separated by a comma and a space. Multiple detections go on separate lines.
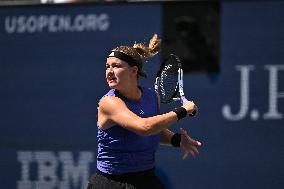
112, 33, 161, 77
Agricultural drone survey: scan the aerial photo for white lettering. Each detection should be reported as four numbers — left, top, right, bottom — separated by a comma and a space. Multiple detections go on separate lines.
98, 14, 109, 31
38, 16, 48, 32
17, 151, 94, 189
59, 151, 94, 189
5, 16, 15, 33
222, 65, 254, 121
17, 151, 33, 189
4, 14, 110, 34
17, 16, 26, 33
26, 16, 37, 33
263, 65, 284, 119
35, 152, 58, 182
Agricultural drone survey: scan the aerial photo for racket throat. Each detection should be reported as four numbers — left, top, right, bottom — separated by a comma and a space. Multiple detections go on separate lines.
178, 68, 185, 97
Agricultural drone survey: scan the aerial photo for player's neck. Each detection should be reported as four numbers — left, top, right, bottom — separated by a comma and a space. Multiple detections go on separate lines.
118, 84, 141, 102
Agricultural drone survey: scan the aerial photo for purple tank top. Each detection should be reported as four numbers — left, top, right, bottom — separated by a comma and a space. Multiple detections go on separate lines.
97, 87, 161, 174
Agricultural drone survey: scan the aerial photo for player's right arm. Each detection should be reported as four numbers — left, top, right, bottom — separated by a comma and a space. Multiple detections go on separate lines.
98, 96, 195, 136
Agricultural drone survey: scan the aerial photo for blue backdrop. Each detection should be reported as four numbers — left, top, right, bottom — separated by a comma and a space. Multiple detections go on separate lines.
0, 1, 283, 189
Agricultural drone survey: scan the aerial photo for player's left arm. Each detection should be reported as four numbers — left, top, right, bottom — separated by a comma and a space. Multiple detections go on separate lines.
160, 129, 174, 146
160, 128, 202, 159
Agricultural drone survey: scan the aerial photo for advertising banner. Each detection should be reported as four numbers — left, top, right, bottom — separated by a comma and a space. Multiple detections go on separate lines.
0, 1, 283, 189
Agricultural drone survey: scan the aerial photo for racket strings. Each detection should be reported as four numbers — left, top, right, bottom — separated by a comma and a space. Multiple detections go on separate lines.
158, 59, 179, 103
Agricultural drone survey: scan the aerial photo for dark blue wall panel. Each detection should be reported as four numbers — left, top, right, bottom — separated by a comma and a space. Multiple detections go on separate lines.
0, 1, 283, 189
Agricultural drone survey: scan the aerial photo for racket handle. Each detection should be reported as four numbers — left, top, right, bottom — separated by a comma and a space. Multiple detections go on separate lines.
180, 96, 188, 104
180, 96, 196, 117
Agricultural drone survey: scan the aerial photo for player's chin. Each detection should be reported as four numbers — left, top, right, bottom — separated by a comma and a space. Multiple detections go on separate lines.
107, 81, 118, 89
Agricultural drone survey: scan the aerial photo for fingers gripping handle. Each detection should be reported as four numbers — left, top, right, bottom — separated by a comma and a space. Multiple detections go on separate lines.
180, 96, 188, 104
178, 65, 196, 116
181, 96, 196, 117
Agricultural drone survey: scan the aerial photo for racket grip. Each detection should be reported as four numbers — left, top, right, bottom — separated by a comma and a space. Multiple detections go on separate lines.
181, 96, 196, 117
180, 96, 188, 104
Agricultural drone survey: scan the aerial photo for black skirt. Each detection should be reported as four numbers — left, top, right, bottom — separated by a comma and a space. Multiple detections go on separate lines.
87, 168, 166, 189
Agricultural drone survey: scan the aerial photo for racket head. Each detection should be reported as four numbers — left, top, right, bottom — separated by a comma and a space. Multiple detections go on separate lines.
155, 54, 182, 104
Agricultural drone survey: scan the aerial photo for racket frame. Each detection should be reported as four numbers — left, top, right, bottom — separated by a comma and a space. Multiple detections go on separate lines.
155, 54, 188, 104
156, 54, 196, 116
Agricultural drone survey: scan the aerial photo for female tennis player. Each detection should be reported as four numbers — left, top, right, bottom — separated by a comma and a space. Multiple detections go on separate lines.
87, 34, 201, 189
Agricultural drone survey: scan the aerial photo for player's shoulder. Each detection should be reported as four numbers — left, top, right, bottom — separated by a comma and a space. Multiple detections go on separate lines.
99, 96, 126, 116
100, 95, 123, 106
99, 89, 120, 103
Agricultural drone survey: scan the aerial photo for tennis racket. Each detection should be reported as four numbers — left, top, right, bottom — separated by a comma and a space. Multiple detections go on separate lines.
155, 54, 196, 116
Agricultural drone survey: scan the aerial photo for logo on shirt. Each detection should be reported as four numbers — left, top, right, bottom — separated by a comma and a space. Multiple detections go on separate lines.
140, 109, 144, 115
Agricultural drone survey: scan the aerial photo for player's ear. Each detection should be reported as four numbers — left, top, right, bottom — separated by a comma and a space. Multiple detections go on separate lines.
131, 66, 139, 76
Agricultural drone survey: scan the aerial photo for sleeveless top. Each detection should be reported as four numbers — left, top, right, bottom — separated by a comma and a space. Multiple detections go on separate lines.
97, 87, 161, 174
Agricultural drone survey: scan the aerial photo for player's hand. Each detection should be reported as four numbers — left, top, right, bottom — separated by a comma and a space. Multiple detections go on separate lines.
179, 128, 202, 160
182, 101, 198, 116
